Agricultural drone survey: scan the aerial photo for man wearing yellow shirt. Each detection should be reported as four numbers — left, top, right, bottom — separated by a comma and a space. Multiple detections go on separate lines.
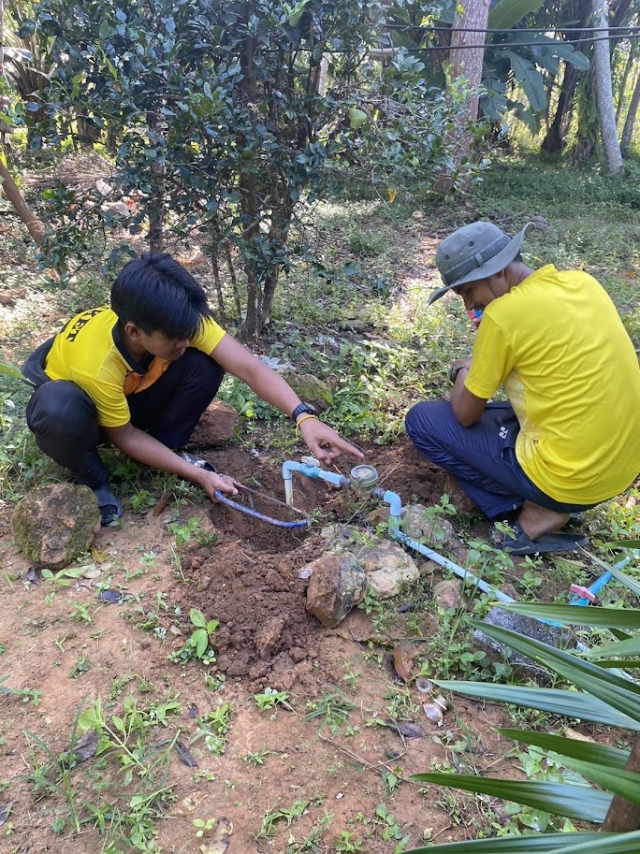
405, 221, 640, 554
24, 253, 363, 525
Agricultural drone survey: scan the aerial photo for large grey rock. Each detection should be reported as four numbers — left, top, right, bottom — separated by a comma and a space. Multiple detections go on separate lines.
305, 553, 367, 628
319, 525, 422, 600
189, 400, 239, 448
11, 483, 101, 569
474, 606, 572, 684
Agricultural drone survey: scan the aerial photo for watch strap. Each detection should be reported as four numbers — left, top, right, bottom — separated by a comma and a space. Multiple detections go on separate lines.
291, 402, 316, 423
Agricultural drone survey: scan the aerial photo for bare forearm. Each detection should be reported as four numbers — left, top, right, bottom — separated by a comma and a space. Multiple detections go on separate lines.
448, 360, 486, 427
107, 427, 205, 483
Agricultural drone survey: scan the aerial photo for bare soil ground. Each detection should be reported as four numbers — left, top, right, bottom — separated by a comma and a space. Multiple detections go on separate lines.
0, 437, 526, 854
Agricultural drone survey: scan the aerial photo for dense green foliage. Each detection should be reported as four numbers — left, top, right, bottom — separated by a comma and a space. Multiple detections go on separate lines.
15, 0, 479, 336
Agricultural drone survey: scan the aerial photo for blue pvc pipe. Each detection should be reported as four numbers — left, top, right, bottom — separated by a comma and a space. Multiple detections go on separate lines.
571, 550, 640, 606
282, 460, 350, 506
372, 488, 515, 605
214, 491, 310, 529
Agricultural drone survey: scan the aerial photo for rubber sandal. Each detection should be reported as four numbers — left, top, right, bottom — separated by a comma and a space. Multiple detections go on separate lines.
495, 521, 589, 556
93, 483, 124, 527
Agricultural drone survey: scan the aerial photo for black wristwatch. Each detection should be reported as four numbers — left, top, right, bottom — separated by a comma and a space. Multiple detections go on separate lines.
449, 361, 471, 384
291, 402, 317, 423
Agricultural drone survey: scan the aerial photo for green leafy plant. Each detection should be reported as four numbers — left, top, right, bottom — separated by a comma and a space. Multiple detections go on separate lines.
254, 688, 292, 712
193, 816, 216, 838
0, 675, 41, 706
168, 608, 218, 666
78, 695, 179, 785
190, 703, 234, 757
242, 747, 278, 766
255, 799, 309, 841
168, 517, 202, 547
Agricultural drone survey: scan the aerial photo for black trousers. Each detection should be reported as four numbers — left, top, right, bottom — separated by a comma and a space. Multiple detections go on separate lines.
25, 347, 224, 489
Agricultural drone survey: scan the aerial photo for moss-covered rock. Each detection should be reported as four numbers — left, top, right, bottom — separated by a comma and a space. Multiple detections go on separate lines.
281, 373, 333, 411
11, 483, 101, 569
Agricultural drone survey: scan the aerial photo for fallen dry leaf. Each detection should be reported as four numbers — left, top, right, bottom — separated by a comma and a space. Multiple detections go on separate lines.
564, 727, 596, 743
174, 792, 208, 816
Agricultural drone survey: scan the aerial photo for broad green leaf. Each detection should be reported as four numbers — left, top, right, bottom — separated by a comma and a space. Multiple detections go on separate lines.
605, 562, 640, 597
192, 628, 208, 658
552, 46, 590, 70
408, 773, 611, 822
435, 681, 640, 730
606, 541, 640, 550
476, 626, 640, 727
349, 107, 368, 129
581, 636, 640, 658
498, 728, 630, 768
0, 361, 31, 383
470, 621, 640, 713
561, 756, 640, 803
405, 831, 609, 853
500, 602, 640, 630
584, 552, 640, 596
550, 829, 640, 853
504, 51, 547, 112
488, 0, 544, 31
190, 608, 206, 628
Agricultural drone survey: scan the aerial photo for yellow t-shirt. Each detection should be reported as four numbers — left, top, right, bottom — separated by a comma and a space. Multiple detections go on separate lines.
44, 307, 226, 428
465, 265, 640, 503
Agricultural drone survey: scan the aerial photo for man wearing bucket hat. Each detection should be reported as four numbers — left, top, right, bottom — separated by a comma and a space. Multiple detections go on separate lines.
405, 220, 640, 555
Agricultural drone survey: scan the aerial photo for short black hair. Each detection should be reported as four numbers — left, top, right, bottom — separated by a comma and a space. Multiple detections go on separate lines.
111, 253, 213, 339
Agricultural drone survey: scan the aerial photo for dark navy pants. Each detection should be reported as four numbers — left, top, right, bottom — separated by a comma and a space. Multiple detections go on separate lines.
25, 348, 224, 489
405, 400, 593, 520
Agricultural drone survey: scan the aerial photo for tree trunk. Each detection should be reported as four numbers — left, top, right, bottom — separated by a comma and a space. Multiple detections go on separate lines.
593, 0, 623, 174
238, 2, 261, 341
541, 0, 593, 155
621, 65, 640, 156
0, 0, 10, 148
435, 0, 490, 192
601, 732, 640, 831
542, 64, 582, 154
615, 44, 635, 125
449, 0, 490, 127
0, 157, 44, 244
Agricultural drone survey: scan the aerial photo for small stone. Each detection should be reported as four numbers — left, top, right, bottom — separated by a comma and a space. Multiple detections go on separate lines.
401, 505, 454, 545
255, 617, 286, 660
358, 540, 420, 600
528, 214, 549, 230
411, 210, 424, 220
433, 579, 463, 610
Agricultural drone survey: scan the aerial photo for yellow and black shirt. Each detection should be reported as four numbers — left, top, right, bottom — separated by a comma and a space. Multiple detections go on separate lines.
44, 307, 226, 428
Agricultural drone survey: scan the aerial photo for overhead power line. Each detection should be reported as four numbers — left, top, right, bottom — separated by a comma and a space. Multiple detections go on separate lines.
406, 33, 640, 50
383, 24, 640, 36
